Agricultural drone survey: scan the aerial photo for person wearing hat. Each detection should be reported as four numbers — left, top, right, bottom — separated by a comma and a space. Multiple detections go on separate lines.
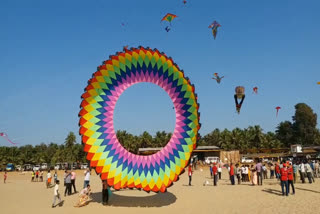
280, 163, 289, 196
287, 163, 295, 195
212, 163, 218, 186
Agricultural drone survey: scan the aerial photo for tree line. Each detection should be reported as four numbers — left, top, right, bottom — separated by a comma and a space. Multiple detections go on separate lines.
0, 103, 319, 166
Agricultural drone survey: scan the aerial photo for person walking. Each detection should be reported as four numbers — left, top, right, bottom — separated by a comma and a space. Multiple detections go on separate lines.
229, 163, 235, 185
102, 180, 109, 205
188, 164, 193, 186
213, 163, 218, 186
64, 171, 72, 196
71, 170, 77, 194
280, 163, 289, 196
255, 160, 263, 185
288, 163, 295, 195
52, 180, 62, 208
83, 168, 91, 188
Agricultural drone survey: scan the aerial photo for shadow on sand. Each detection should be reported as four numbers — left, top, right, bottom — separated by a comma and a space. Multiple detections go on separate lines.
295, 187, 320, 194
90, 190, 177, 207
262, 188, 283, 196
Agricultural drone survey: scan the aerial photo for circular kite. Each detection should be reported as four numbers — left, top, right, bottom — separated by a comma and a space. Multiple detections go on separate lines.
79, 46, 200, 193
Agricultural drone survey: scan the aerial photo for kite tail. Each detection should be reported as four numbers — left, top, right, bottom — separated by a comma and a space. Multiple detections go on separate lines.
4, 136, 16, 145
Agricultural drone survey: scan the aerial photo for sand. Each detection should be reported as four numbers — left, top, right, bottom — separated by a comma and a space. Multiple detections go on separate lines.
1, 168, 320, 214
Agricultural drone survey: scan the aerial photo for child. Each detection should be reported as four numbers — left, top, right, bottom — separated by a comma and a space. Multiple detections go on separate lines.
102, 180, 109, 205
52, 180, 62, 208
54, 170, 58, 184
74, 184, 92, 207
31, 171, 35, 182
47, 170, 52, 188
4, 171, 7, 184
35, 170, 39, 182
40, 170, 44, 182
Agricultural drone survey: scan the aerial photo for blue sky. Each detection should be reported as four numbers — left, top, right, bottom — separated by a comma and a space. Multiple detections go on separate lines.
0, 0, 319, 146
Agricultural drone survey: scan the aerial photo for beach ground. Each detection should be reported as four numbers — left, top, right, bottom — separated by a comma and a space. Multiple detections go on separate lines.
1, 168, 320, 214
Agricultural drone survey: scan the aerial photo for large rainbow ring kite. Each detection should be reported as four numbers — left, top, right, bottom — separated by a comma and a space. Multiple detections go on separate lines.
79, 46, 200, 193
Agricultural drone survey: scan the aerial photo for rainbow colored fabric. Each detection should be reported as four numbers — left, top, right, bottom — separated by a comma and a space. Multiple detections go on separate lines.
79, 46, 200, 193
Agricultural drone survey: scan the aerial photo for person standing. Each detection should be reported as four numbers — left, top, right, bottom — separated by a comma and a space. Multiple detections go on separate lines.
4, 171, 7, 184
255, 160, 263, 185
306, 162, 313, 184
292, 162, 297, 183
52, 180, 62, 208
212, 163, 218, 186
36, 170, 39, 182
71, 170, 77, 194
280, 163, 289, 196
64, 171, 72, 196
288, 163, 295, 195
46, 170, 52, 188
300, 162, 306, 183
236, 164, 241, 184
31, 171, 35, 182
54, 170, 58, 184
188, 164, 193, 186
40, 170, 43, 182
262, 164, 268, 179
229, 163, 235, 185
275, 163, 281, 180
102, 180, 109, 205
218, 164, 222, 180
245, 165, 249, 182
83, 168, 91, 188
270, 164, 275, 179
209, 164, 213, 178
315, 161, 319, 178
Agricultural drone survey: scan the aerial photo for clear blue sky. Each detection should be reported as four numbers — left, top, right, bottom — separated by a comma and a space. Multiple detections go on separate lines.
1, 0, 319, 146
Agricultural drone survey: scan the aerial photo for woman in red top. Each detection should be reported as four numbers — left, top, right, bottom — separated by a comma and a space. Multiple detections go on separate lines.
280, 163, 289, 196
188, 164, 193, 186
287, 163, 295, 195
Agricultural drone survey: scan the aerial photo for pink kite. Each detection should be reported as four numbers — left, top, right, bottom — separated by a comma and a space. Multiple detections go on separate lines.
0, 132, 17, 145
275, 106, 281, 117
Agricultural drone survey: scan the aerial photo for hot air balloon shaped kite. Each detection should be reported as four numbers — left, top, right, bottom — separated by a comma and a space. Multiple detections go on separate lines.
234, 86, 245, 114
208, 21, 221, 39
0, 132, 16, 145
212, 73, 224, 84
253, 87, 258, 94
275, 106, 281, 117
317, 82, 320, 85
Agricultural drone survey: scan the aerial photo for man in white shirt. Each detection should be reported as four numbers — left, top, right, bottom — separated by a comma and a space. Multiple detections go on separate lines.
52, 180, 62, 208
299, 162, 306, 183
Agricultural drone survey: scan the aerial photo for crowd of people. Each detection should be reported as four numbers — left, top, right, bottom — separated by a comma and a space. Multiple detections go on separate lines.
191, 159, 319, 197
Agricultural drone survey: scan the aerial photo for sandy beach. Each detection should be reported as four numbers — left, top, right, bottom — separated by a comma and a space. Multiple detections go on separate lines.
1, 168, 320, 214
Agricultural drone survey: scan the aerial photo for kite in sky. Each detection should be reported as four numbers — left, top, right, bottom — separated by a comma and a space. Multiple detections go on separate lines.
253, 87, 258, 94
212, 73, 224, 84
317, 82, 320, 85
165, 26, 171, 32
161, 13, 177, 25
183, 0, 187, 4
276, 106, 281, 117
208, 21, 221, 39
234, 86, 245, 114
0, 132, 17, 145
